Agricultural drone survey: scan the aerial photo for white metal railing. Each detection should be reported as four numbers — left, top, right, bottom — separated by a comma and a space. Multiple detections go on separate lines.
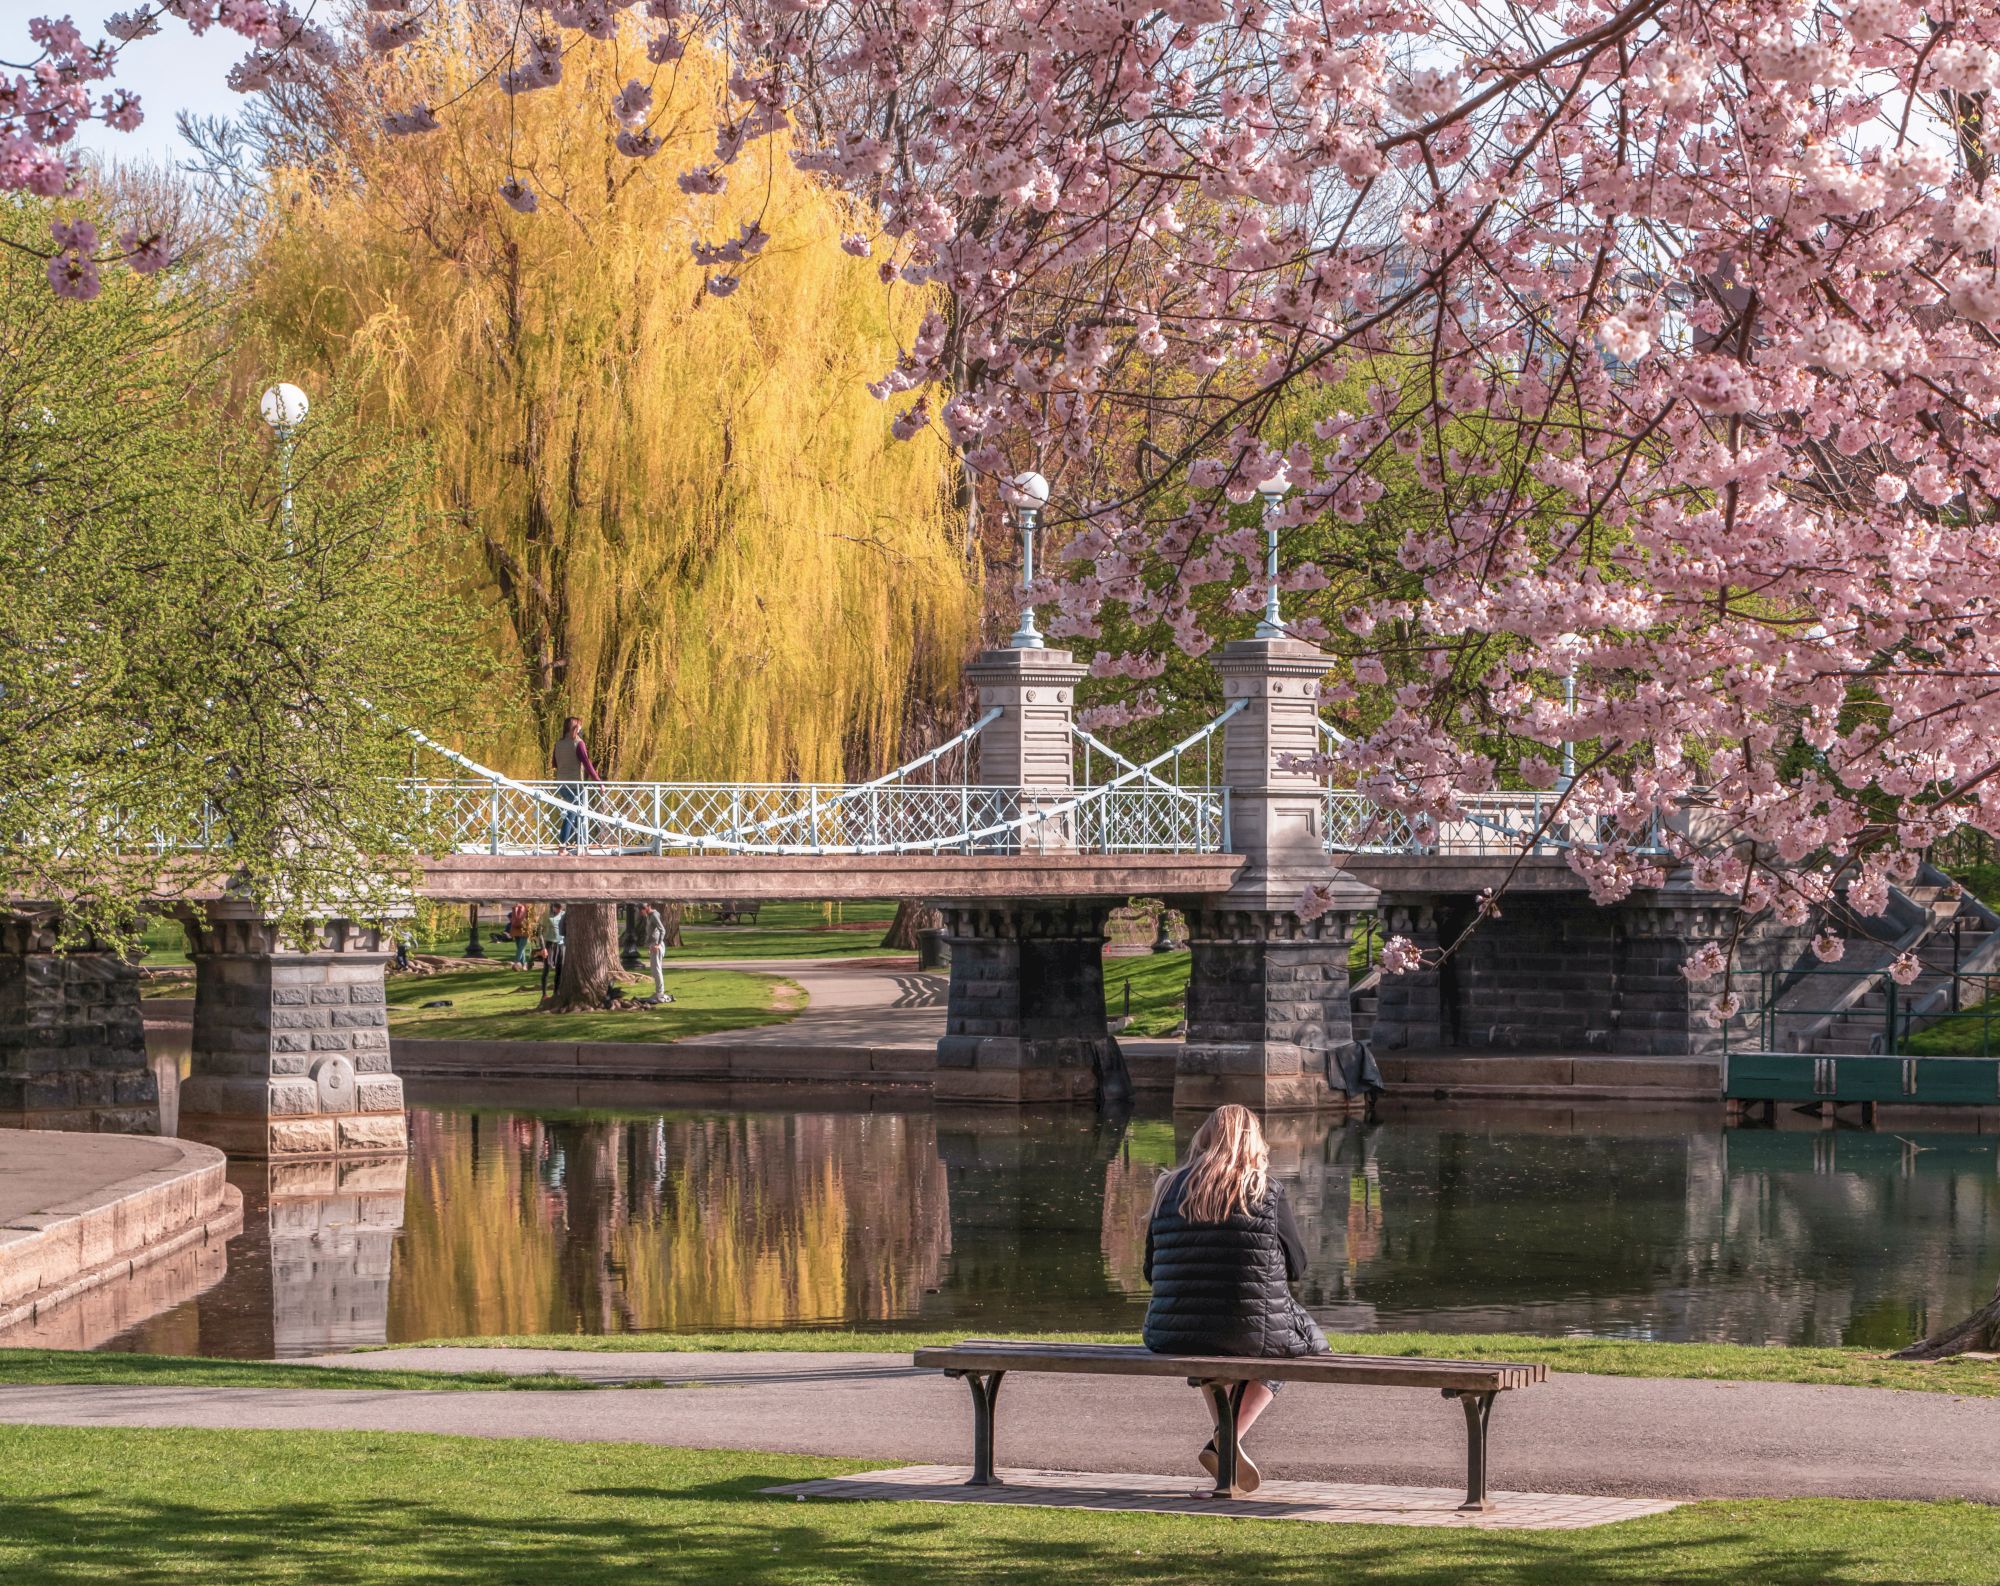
1324, 790, 1668, 856
400, 707, 1239, 857
1072, 703, 1240, 794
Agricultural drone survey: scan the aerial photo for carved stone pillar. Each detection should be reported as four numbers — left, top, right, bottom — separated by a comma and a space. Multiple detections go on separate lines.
0, 913, 158, 1134
1175, 906, 1365, 1112
964, 646, 1086, 850
1171, 636, 1378, 1111
935, 900, 1127, 1104
176, 905, 407, 1159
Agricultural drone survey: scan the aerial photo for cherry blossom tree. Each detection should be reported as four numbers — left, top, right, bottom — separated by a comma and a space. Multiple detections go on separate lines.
14, 0, 2000, 996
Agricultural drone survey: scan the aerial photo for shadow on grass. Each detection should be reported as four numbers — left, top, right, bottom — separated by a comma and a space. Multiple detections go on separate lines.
0, 1462, 1974, 1586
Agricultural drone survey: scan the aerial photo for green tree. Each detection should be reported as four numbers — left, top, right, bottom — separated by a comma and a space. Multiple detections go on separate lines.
0, 196, 479, 946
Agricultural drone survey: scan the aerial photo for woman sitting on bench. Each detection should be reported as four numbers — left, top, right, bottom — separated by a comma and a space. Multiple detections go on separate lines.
1143, 1103, 1327, 1494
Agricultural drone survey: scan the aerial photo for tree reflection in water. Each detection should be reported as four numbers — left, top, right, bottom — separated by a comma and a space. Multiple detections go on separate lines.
389, 1107, 951, 1341
81, 1097, 2000, 1358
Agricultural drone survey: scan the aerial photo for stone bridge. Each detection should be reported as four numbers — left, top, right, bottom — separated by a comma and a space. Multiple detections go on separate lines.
5, 633, 1787, 1163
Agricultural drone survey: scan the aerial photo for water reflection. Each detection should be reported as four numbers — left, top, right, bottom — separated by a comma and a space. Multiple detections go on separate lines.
89, 1091, 2000, 1358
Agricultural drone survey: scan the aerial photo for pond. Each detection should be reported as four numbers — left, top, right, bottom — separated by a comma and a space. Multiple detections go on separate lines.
92, 1087, 2000, 1359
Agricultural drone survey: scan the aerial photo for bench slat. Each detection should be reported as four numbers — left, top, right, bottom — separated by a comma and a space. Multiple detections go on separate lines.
913, 1341, 1546, 1392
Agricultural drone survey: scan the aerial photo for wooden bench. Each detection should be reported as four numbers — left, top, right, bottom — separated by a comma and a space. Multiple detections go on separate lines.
912, 1340, 1548, 1511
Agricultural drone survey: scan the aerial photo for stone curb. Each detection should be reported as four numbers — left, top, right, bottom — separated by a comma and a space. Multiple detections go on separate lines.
390, 1036, 1188, 1093
0, 1135, 243, 1327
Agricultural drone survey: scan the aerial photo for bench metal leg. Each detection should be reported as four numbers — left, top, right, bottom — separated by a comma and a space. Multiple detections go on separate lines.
945, 1369, 1005, 1486
1443, 1389, 1497, 1512
1194, 1377, 1250, 1499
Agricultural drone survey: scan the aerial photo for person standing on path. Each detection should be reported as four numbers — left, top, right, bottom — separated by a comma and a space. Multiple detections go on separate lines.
552, 717, 605, 847
1143, 1104, 1327, 1496
640, 902, 675, 1006
538, 904, 566, 998
507, 902, 532, 970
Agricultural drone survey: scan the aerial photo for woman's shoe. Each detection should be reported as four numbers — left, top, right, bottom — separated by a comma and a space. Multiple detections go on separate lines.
1196, 1439, 1261, 1495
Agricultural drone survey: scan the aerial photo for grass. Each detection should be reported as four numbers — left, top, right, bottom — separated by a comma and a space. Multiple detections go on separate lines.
1903, 1005, 2000, 1056
137, 915, 191, 967
675, 898, 911, 961
1948, 861, 2000, 912
0, 1424, 1994, 1584
384, 965, 803, 1043
1103, 952, 1189, 1035
0, 1351, 609, 1392
361, 1329, 2000, 1399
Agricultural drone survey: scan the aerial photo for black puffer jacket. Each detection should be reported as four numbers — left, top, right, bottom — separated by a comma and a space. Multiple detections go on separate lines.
1142, 1174, 1328, 1358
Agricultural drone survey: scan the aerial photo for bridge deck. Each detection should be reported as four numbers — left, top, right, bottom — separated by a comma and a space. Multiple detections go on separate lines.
414, 852, 1250, 904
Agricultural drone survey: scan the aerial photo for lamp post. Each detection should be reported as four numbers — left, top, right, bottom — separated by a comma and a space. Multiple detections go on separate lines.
259, 382, 309, 547
1253, 464, 1290, 639
1559, 668, 1577, 790
1006, 470, 1050, 649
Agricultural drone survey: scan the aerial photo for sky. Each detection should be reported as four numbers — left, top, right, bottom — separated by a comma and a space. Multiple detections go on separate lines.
2, 14, 249, 170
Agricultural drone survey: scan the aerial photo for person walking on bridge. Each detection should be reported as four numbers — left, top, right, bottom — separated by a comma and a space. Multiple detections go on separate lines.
552, 717, 605, 847
640, 902, 675, 1006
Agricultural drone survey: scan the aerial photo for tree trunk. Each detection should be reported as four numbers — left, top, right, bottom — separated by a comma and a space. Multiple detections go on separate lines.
550, 901, 621, 1011
880, 899, 939, 950
1891, 1277, 2000, 1360
660, 902, 685, 949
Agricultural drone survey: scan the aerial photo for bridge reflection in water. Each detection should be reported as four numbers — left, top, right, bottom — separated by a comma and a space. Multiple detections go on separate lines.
87, 1092, 2000, 1359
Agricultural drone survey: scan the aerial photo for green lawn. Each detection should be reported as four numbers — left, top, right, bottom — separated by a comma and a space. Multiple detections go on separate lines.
1904, 999, 2000, 1056
385, 966, 803, 1043
1104, 952, 1190, 1035
362, 1329, 2000, 1399
137, 915, 192, 967
1948, 861, 2000, 912
0, 1425, 1993, 1584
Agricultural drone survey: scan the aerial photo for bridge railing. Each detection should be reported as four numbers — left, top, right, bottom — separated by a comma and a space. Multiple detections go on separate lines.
1324, 791, 1668, 856
406, 778, 1226, 857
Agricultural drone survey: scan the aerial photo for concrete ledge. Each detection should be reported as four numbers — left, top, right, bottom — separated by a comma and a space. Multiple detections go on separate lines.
396, 1037, 1724, 1102
0, 1132, 243, 1332
1376, 1051, 1721, 1102
396, 1033, 1195, 1096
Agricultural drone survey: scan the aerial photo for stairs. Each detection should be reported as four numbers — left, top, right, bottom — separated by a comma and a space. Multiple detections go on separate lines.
1774, 867, 2000, 1057
1349, 967, 1379, 1046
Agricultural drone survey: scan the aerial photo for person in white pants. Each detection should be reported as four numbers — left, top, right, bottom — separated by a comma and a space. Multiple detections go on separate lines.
640, 902, 674, 1006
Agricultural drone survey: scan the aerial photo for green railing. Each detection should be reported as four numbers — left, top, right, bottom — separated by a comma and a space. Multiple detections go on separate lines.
1734, 967, 2000, 1058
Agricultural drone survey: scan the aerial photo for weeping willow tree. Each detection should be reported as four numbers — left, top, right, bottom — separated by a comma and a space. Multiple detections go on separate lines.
243, 16, 975, 784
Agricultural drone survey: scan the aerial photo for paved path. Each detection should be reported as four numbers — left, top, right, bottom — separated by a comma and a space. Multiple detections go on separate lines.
2, 1349, 1994, 1503
676, 959, 944, 1050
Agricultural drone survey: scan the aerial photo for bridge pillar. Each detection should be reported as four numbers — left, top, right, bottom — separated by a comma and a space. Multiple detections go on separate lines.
0, 913, 159, 1134
175, 905, 408, 1159
1174, 637, 1377, 1112
934, 901, 1127, 1104
965, 646, 1086, 846
1368, 901, 1448, 1051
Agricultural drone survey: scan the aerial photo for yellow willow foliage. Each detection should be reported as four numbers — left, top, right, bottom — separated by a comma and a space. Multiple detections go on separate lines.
245, 29, 974, 778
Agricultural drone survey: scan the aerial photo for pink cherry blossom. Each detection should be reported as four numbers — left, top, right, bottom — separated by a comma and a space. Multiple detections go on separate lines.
117, 224, 170, 273
11, 0, 2000, 980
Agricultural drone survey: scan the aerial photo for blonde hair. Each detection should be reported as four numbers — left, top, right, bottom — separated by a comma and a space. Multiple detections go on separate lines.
1155, 1105, 1270, 1224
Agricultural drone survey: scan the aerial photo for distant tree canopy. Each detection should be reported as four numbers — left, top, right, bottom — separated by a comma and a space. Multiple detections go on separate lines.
243, 22, 977, 782
0, 196, 475, 944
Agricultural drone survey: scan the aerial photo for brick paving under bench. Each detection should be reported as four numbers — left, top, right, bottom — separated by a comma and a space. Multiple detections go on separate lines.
766, 1464, 1683, 1531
